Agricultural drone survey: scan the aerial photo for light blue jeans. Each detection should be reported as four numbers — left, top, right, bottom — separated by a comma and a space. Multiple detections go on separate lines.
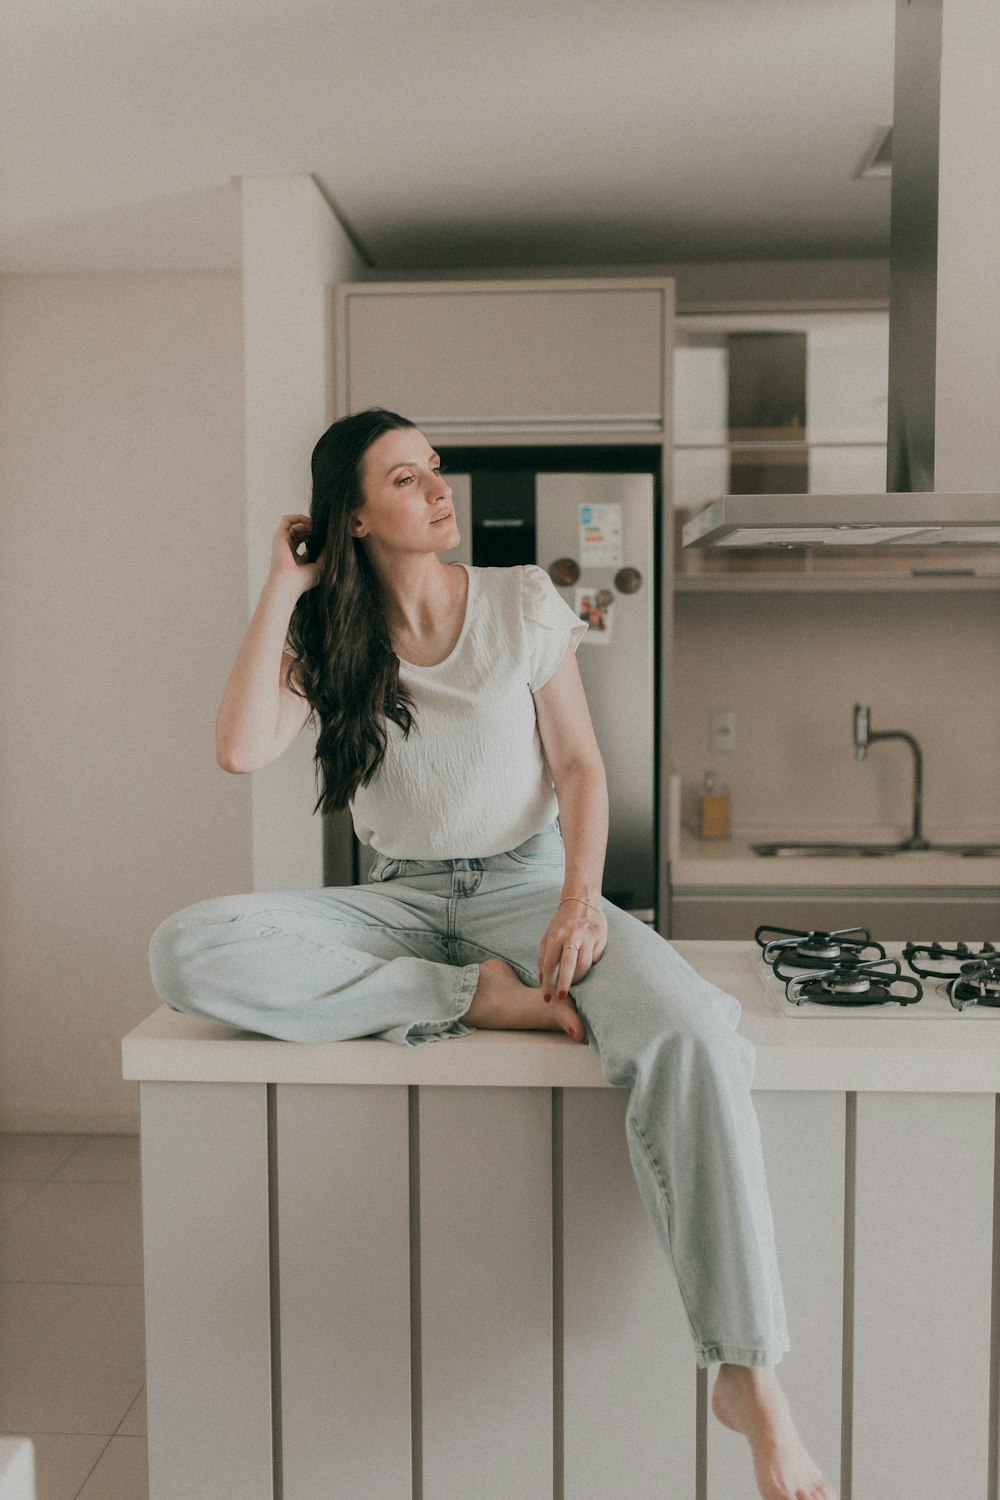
148, 819, 789, 1369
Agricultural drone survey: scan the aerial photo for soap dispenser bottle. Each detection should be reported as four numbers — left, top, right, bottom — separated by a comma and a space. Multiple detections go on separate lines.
699, 770, 731, 839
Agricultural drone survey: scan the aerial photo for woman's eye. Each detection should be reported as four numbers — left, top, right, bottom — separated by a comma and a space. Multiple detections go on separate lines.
395, 473, 413, 486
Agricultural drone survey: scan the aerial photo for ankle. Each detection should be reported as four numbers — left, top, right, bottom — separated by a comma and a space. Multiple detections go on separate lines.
465, 960, 516, 1028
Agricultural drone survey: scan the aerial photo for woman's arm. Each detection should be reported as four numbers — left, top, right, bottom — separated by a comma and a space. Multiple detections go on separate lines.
532, 645, 610, 999
216, 514, 321, 774
215, 576, 309, 773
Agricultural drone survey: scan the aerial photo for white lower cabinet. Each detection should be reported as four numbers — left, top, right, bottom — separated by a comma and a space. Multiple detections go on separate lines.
138, 1080, 998, 1500
708, 1091, 846, 1499
561, 1089, 696, 1498
852, 1092, 995, 1499
276, 1085, 413, 1499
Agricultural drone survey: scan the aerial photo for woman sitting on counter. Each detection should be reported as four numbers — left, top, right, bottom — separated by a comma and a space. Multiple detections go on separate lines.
148, 406, 835, 1500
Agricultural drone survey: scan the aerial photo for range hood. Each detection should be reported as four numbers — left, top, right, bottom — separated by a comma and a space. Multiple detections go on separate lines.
683, 0, 1000, 550
683, 494, 1000, 550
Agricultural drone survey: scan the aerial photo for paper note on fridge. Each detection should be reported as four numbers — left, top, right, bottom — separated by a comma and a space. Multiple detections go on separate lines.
578, 502, 623, 567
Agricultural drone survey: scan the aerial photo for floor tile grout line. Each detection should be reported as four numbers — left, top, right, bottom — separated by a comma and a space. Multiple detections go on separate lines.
0, 1133, 139, 1179
0, 1181, 50, 1219
0, 1279, 145, 1287
69, 1431, 118, 1500
112, 1381, 147, 1437
0, 1428, 141, 1439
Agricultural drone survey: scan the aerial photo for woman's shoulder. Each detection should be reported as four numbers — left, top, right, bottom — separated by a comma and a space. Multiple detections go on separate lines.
461, 562, 531, 603
465, 562, 543, 590
467, 564, 556, 625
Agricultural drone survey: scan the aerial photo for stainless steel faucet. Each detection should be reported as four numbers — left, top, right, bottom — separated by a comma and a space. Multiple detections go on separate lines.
852, 703, 929, 849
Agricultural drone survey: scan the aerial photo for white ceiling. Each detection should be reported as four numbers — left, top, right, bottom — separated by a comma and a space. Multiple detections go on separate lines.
0, 0, 895, 274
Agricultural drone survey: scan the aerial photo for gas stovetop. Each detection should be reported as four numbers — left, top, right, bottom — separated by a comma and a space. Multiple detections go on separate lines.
753, 927, 1000, 1019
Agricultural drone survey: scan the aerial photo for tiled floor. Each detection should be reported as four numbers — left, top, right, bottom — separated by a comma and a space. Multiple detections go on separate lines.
0, 1134, 147, 1500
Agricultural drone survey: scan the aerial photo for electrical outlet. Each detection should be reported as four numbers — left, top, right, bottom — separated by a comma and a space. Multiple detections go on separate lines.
710, 709, 736, 753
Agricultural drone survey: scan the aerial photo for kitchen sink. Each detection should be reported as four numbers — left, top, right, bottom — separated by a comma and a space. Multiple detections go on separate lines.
752, 842, 1000, 858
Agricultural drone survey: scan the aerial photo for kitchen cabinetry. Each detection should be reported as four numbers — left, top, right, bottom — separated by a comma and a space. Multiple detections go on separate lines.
668, 838, 1000, 941
333, 277, 673, 438
669, 887, 1000, 942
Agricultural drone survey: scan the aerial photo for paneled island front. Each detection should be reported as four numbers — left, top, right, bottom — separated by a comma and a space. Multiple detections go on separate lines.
122, 940, 1000, 1500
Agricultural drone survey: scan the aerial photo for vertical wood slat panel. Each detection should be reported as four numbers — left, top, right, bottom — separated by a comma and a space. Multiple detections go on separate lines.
276, 1085, 413, 1500
139, 1082, 273, 1500
419, 1086, 553, 1500
562, 1087, 697, 1499
853, 1093, 995, 1498
707, 1092, 845, 1498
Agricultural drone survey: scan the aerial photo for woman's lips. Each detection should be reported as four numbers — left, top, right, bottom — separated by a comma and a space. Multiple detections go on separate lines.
431, 512, 451, 524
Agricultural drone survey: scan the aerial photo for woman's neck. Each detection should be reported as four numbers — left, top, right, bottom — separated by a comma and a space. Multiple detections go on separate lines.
369, 554, 465, 639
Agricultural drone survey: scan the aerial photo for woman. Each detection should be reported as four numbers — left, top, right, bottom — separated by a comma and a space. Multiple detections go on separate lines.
149, 407, 835, 1500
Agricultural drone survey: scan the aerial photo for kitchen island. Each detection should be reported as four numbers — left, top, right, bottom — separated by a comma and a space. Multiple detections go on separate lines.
123, 940, 1000, 1500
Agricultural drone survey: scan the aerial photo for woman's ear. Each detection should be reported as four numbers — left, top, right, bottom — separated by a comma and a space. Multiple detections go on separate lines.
349, 511, 367, 538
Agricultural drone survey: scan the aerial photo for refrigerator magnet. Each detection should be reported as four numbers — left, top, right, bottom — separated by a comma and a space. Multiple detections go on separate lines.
549, 556, 580, 586
574, 586, 614, 644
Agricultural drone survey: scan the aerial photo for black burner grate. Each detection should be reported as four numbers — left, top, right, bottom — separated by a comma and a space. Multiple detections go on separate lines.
902, 941, 999, 978
755, 925, 886, 971
946, 958, 1000, 1011
783, 955, 923, 1008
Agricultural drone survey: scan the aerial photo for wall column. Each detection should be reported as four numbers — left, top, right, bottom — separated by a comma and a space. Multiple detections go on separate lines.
239, 175, 365, 891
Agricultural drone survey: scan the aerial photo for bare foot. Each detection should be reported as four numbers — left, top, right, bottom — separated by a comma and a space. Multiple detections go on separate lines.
711, 1364, 837, 1500
463, 958, 587, 1043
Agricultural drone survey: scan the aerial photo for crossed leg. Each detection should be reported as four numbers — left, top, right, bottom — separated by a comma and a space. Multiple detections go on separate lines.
455, 888, 837, 1500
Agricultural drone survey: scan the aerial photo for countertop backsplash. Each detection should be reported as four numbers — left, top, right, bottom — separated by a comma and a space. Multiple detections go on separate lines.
671, 588, 1000, 843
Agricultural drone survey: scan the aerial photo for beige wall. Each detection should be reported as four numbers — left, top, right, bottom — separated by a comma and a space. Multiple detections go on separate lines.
0, 270, 248, 1131
672, 590, 1000, 840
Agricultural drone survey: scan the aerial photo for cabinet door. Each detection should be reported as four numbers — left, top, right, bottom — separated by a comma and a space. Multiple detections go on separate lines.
668, 892, 1000, 943
707, 1092, 844, 1499
336, 280, 671, 433
852, 1093, 995, 1498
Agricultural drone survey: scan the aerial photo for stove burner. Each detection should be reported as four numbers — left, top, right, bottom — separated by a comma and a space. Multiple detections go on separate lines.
903, 941, 999, 978
755, 924, 887, 970
784, 955, 924, 1008
947, 958, 1000, 1011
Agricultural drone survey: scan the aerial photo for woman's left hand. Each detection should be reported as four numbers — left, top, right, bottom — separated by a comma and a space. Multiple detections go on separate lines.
538, 898, 608, 1002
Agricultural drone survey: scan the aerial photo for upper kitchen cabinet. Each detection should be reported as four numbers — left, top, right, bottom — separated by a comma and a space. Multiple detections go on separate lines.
333, 278, 674, 442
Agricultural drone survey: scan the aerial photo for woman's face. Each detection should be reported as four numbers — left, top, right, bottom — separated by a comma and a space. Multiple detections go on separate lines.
351, 427, 459, 555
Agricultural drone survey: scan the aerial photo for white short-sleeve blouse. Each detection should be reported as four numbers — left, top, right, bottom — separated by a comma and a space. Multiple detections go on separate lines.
348, 562, 588, 858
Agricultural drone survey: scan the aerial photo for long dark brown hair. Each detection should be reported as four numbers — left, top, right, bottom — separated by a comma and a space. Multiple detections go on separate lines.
283, 407, 420, 816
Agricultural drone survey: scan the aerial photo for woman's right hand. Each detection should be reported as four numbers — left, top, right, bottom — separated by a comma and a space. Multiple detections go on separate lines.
268, 514, 325, 596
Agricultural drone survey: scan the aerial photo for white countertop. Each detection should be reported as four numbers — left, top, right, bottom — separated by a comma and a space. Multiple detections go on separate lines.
122, 941, 1000, 1094
670, 828, 1000, 889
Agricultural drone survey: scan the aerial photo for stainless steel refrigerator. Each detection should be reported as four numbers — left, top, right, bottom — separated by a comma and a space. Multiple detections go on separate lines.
355, 466, 658, 923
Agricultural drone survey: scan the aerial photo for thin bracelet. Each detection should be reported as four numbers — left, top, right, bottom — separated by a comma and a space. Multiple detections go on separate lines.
559, 897, 602, 917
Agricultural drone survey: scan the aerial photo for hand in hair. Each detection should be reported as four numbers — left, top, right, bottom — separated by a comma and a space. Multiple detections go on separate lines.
268, 513, 325, 597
